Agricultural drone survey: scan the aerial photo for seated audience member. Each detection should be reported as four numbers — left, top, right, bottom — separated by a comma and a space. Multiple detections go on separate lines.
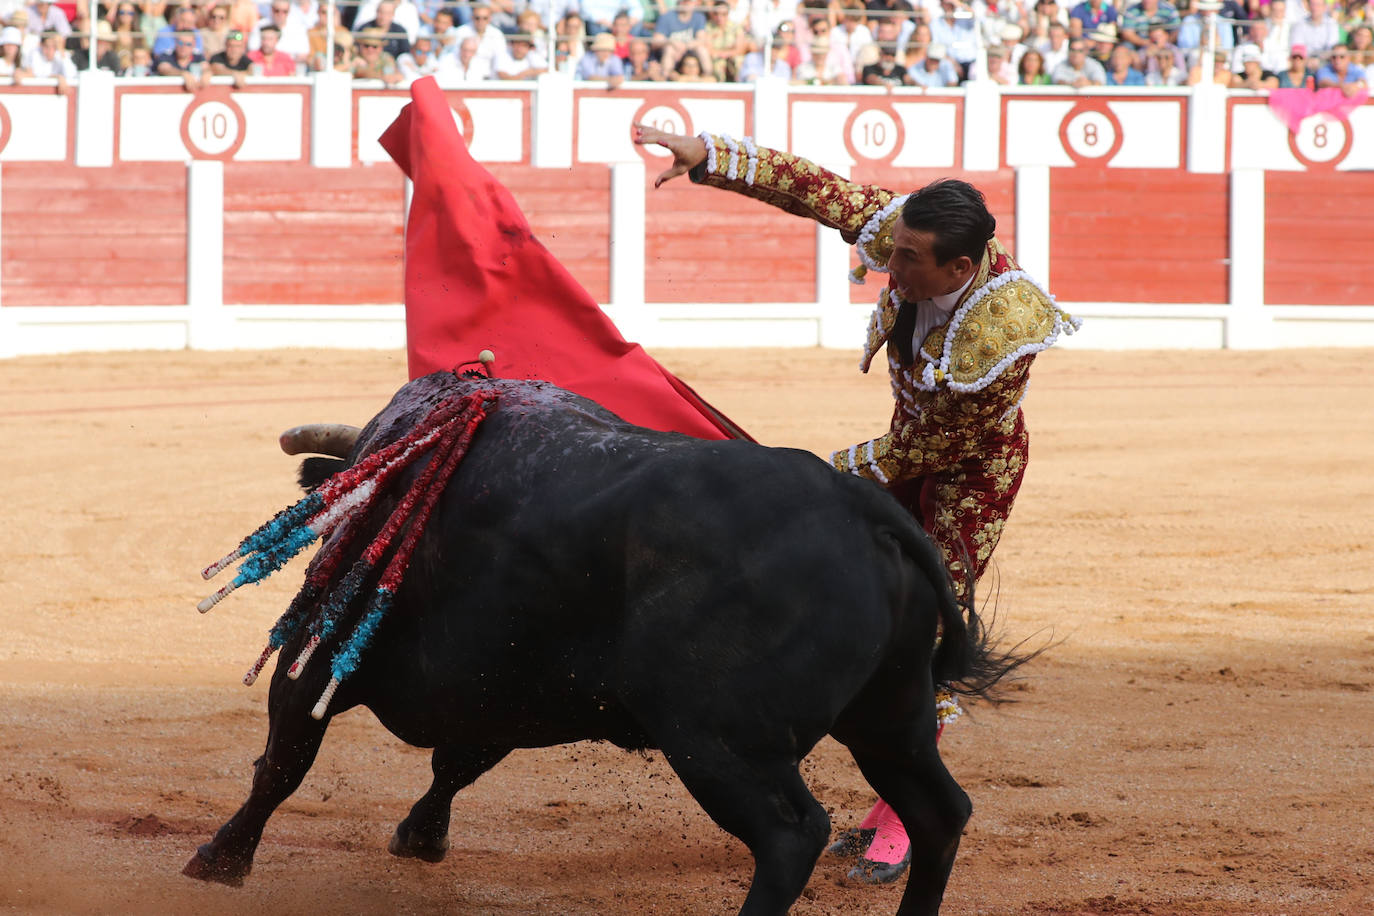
1052, 37, 1105, 84
652, 0, 706, 72
227, 0, 260, 34
256, 0, 311, 58
110, 3, 145, 50
576, 31, 624, 85
1145, 43, 1186, 83
71, 19, 123, 69
738, 37, 791, 81
352, 0, 410, 58
1069, 0, 1117, 35
154, 6, 202, 55
803, 20, 856, 85
670, 47, 715, 80
982, 43, 1015, 83
700, 1, 747, 81
209, 26, 250, 84
449, 35, 490, 80
1018, 46, 1051, 83
494, 31, 546, 78
123, 43, 154, 74
398, 31, 442, 79
1289, 0, 1339, 61
1349, 24, 1374, 69
154, 30, 207, 88
350, 27, 402, 82
26, 0, 71, 37
1104, 40, 1144, 83
1275, 42, 1312, 88
1177, 0, 1233, 54
429, 7, 458, 56
200, 3, 231, 58
453, 3, 505, 77
1119, 0, 1180, 53
1187, 48, 1232, 84
1316, 42, 1367, 95
862, 40, 909, 85
1230, 42, 1276, 88
0, 25, 29, 79
250, 22, 297, 74
580, 0, 642, 37
624, 36, 659, 79
306, 3, 350, 69
907, 40, 957, 86
1039, 19, 1070, 71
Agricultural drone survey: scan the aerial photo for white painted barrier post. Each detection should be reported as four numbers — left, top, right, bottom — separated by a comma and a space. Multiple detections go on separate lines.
1226, 168, 1271, 348
74, 69, 115, 168
1014, 165, 1051, 288
533, 71, 573, 169
310, 69, 352, 168
186, 160, 227, 349
608, 161, 648, 340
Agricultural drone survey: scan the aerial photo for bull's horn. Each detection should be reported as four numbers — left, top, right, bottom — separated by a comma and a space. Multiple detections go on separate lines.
279, 423, 361, 457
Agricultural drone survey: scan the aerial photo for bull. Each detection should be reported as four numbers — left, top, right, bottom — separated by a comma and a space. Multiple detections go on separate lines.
183, 370, 1027, 915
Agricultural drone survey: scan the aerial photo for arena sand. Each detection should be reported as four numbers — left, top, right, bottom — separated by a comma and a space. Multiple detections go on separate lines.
0, 346, 1370, 916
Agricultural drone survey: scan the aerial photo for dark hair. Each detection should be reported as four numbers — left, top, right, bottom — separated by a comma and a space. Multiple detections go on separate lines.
260, 22, 281, 33
900, 179, 996, 265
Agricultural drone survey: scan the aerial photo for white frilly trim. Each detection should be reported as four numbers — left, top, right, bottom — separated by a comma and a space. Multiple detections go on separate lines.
863, 440, 890, 484
848, 193, 910, 282
936, 692, 963, 726
831, 441, 891, 484
721, 133, 740, 180
912, 270, 1082, 394
741, 136, 759, 186
697, 130, 717, 175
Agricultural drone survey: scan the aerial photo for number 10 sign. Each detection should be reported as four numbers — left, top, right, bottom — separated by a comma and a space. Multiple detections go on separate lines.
180, 89, 248, 161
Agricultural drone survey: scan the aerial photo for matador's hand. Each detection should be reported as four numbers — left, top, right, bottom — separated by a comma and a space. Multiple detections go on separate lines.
632, 124, 708, 188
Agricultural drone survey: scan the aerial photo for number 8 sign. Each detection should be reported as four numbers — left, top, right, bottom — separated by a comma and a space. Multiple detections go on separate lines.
180, 88, 247, 161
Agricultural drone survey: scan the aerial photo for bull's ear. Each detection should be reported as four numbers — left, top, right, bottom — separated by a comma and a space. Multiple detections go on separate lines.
298, 457, 348, 493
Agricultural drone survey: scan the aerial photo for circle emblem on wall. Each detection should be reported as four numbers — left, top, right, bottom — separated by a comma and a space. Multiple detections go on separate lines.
1058, 102, 1125, 167
632, 99, 694, 163
450, 99, 475, 141
179, 87, 247, 161
1287, 115, 1352, 170
843, 104, 905, 164
0, 100, 11, 155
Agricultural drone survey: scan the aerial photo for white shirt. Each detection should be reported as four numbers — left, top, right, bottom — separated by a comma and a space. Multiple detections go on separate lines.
24, 46, 76, 78
494, 47, 547, 76
451, 22, 506, 73
910, 274, 975, 358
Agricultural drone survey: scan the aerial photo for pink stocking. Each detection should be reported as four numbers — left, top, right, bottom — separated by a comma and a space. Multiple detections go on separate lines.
857, 722, 944, 863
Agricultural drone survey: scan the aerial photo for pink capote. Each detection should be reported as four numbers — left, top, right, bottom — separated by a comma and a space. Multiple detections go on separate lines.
378, 77, 750, 442
1268, 86, 1369, 133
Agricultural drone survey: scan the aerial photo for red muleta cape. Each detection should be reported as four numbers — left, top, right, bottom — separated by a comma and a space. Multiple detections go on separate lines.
379, 77, 750, 442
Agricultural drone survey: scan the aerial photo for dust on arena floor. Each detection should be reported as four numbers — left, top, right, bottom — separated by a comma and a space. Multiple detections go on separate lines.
1, 345, 1371, 915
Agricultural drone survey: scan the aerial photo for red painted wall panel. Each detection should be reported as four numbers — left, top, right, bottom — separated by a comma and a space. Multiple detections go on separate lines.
223, 162, 404, 305
1, 162, 187, 307
848, 166, 1018, 304
490, 164, 611, 304
643, 177, 815, 304
1265, 171, 1374, 306
1049, 169, 1228, 304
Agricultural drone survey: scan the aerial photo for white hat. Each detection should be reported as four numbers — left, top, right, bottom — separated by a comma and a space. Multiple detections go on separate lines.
0, 26, 20, 46
1000, 23, 1023, 42
927, 41, 947, 60
1237, 42, 1261, 63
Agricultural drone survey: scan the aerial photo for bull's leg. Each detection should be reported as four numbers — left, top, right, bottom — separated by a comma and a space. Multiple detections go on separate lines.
847, 744, 971, 916
658, 739, 830, 916
389, 743, 510, 863
182, 676, 332, 886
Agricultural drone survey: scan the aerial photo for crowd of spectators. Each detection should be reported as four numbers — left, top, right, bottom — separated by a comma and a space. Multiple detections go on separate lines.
0, 0, 1369, 91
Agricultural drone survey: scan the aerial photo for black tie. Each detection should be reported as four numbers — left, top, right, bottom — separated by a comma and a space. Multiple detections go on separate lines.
891, 298, 917, 367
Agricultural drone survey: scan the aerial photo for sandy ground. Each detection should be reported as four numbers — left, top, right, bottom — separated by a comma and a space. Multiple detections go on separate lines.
1, 345, 1371, 916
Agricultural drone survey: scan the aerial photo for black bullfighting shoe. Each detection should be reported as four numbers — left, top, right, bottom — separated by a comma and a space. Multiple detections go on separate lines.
845, 850, 912, 884
825, 827, 876, 858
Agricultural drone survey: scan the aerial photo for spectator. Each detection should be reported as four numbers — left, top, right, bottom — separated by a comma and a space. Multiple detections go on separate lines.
454, 4, 506, 75
1290, 0, 1338, 61
350, 27, 402, 81
1017, 45, 1050, 82
670, 46, 715, 78
1275, 41, 1311, 87
1350, 24, 1374, 70
154, 30, 206, 88
995, 22, 1026, 70
1038, 19, 1069, 70
837, 3, 874, 63
861, 39, 908, 83
1029, 0, 1072, 34
576, 29, 625, 83
494, 31, 546, 76
123, 43, 154, 73
580, 0, 643, 37
227, 0, 259, 34
71, 19, 123, 69
154, 6, 201, 55
24, 0, 69, 37
1084, 21, 1116, 63
449, 34, 491, 78
980, 42, 1014, 82
397, 30, 441, 78
1145, 42, 1185, 83
1069, 0, 1116, 36
429, 7, 458, 55
1187, 48, 1232, 84
249, 22, 296, 73
353, 0, 410, 58
1104, 40, 1144, 83
907, 39, 956, 84
869, 15, 905, 64
1230, 42, 1276, 87
1138, 23, 1182, 74
1052, 36, 1104, 83
738, 33, 791, 79
700, 0, 747, 81
283, 0, 322, 31
209, 27, 250, 84
1177, 0, 1233, 57
607, 10, 634, 57
770, 19, 803, 71
1316, 42, 1367, 96
200, 3, 230, 57
556, 10, 587, 72
624, 35, 659, 77
484, 0, 518, 33
652, 0, 706, 72
110, 2, 146, 51
355, 0, 422, 41
305, 2, 348, 69
0, 25, 28, 79
1264, 0, 1290, 52
513, 9, 550, 58
1119, 0, 1179, 53
803, 16, 855, 83
929, 0, 978, 78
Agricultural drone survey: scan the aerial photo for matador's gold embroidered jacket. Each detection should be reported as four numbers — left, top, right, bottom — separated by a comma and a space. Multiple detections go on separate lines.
689, 133, 1080, 594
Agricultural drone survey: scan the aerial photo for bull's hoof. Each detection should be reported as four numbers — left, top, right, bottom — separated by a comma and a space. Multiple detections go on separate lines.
182, 844, 252, 886
845, 851, 911, 885
826, 827, 876, 859
388, 827, 450, 863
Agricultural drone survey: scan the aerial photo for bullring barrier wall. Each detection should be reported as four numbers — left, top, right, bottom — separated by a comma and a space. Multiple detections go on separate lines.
3, 71, 1373, 358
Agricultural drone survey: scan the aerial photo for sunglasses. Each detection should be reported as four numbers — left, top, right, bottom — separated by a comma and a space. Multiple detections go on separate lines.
117, 8, 136, 14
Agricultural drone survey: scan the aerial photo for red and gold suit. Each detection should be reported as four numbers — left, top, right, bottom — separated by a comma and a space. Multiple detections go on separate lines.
690, 134, 1080, 600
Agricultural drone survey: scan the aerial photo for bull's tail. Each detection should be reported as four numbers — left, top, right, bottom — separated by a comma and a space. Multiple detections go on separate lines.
898, 526, 1039, 704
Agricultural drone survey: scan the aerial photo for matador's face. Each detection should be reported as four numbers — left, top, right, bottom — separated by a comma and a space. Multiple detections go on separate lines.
887, 220, 974, 302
